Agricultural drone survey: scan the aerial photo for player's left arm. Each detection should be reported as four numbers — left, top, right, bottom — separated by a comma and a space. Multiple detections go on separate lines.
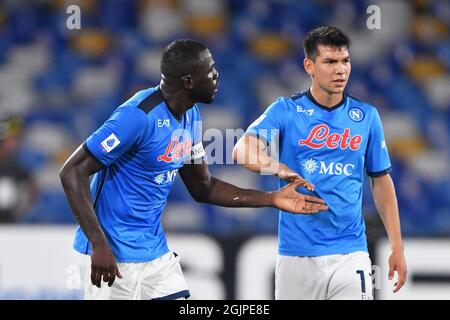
371, 173, 407, 293
179, 160, 327, 214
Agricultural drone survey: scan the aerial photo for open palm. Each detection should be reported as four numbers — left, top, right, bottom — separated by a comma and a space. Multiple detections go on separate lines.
273, 180, 328, 214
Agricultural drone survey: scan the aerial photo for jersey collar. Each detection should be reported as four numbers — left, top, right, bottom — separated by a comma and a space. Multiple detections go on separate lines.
157, 88, 183, 122
306, 89, 346, 112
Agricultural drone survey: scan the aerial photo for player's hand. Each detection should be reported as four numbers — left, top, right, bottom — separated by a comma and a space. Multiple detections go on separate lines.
91, 242, 123, 288
272, 180, 327, 214
277, 163, 315, 191
388, 248, 407, 293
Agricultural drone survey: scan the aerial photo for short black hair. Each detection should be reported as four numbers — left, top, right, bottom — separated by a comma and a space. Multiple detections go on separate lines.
160, 39, 209, 79
303, 26, 350, 60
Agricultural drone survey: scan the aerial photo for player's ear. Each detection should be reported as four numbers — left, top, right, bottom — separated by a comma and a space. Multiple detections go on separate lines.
303, 58, 314, 77
182, 75, 194, 90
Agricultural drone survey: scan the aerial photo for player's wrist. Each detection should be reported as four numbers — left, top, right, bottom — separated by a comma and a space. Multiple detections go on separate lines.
274, 163, 289, 178
260, 162, 279, 176
266, 191, 277, 208
275, 162, 285, 174
391, 244, 404, 252
90, 233, 109, 248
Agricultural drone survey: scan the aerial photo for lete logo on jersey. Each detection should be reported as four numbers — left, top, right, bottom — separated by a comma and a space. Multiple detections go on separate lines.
299, 124, 362, 151
157, 136, 192, 163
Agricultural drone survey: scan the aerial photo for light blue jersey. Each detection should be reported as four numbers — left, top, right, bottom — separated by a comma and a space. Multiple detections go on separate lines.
74, 86, 204, 262
246, 90, 391, 256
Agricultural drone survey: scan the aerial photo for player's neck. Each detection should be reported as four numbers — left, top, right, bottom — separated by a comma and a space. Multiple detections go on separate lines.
159, 81, 195, 119
309, 85, 344, 108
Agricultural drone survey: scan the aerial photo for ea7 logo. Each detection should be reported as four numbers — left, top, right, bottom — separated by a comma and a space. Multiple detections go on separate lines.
297, 106, 314, 116
158, 119, 170, 128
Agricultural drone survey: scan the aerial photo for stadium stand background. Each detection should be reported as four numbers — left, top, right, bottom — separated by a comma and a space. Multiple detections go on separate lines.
1, 0, 448, 235
0, 0, 449, 299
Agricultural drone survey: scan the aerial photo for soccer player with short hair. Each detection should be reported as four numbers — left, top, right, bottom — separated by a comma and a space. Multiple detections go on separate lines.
59, 39, 328, 300
233, 27, 407, 299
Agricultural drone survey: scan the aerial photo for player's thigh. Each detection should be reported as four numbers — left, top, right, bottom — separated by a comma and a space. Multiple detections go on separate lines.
275, 255, 327, 300
327, 251, 373, 300
141, 251, 190, 300
275, 255, 299, 299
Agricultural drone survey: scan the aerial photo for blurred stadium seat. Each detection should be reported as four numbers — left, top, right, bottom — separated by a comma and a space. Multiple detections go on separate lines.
0, 0, 448, 237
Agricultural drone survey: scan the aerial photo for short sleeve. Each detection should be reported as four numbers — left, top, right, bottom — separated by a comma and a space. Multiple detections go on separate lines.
245, 97, 286, 144
84, 107, 147, 167
365, 109, 392, 176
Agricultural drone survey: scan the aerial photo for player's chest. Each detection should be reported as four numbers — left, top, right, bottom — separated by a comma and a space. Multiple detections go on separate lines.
284, 112, 370, 157
136, 122, 194, 170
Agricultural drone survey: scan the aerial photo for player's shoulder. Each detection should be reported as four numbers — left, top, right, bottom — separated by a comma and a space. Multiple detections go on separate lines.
289, 90, 309, 103
267, 93, 303, 112
282, 90, 310, 110
116, 87, 165, 121
346, 93, 378, 114
110, 90, 154, 123
127, 87, 166, 114
345, 93, 382, 123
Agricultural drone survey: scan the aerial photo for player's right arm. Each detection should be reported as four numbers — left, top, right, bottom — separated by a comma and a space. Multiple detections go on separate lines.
233, 97, 314, 191
232, 135, 314, 191
59, 145, 122, 288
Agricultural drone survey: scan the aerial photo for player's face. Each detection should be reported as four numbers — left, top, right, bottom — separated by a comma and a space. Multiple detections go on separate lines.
191, 50, 219, 104
307, 45, 351, 95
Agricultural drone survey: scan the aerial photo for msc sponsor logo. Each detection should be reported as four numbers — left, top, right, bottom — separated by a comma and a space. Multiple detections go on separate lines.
299, 124, 362, 151
303, 158, 318, 174
154, 169, 178, 185
302, 158, 355, 176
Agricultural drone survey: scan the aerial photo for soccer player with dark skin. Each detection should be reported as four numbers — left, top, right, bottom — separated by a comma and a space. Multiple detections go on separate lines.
59, 40, 328, 291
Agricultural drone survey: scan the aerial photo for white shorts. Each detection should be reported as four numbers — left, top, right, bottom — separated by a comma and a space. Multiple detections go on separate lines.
275, 251, 373, 300
79, 251, 190, 300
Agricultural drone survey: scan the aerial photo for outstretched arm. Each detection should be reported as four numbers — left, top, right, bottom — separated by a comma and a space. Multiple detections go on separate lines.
59, 144, 122, 288
371, 174, 407, 293
179, 160, 327, 214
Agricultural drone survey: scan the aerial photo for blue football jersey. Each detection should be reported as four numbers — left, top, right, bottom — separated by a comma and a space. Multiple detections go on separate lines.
73, 86, 205, 262
246, 90, 391, 256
